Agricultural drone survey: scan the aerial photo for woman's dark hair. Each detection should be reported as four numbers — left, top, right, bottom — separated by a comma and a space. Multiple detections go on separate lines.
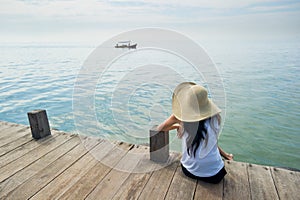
185, 114, 221, 157
187, 118, 209, 157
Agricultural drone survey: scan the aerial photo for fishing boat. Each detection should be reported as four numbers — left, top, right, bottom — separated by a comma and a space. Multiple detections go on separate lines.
115, 41, 137, 49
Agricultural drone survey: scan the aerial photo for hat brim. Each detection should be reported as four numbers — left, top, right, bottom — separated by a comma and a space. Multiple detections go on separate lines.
172, 82, 221, 122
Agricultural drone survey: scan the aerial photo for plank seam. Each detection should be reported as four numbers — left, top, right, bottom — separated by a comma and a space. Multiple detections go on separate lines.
220, 178, 224, 200
0, 137, 34, 157
27, 140, 101, 200
82, 168, 115, 199
163, 162, 180, 200
31, 134, 76, 162
137, 171, 154, 199
27, 142, 84, 200
1, 139, 81, 199
136, 170, 155, 200
192, 180, 198, 200
83, 144, 134, 200
0, 133, 61, 171
0, 128, 31, 148
0, 136, 80, 199
270, 168, 281, 200
109, 156, 155, 200
0, 126, 24, 139
246, 164, 253, 200
52, 142, 104, 200
0, 135, 64, 184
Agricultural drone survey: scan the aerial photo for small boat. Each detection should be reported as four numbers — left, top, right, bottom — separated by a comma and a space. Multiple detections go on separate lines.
115, 41, 137, 49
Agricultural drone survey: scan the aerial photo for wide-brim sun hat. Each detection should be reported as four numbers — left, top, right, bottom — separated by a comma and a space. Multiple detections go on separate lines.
172, 82, 221, 122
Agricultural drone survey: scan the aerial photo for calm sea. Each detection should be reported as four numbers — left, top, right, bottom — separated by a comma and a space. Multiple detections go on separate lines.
0, 38, 299, 170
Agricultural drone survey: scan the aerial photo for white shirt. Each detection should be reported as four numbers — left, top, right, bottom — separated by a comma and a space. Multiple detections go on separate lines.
181, 116, 224, 177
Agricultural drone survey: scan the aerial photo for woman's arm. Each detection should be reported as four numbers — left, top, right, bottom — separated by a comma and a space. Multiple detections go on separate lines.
218, 146, 233, 160
157, 114, 181, 131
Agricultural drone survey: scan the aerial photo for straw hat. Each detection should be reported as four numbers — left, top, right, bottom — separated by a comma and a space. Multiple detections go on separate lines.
172, 82, 221, 122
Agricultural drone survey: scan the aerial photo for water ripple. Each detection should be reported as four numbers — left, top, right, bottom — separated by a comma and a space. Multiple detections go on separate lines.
0, 42, 299, 170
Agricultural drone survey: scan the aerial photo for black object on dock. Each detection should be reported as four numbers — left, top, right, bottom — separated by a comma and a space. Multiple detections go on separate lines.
149, 125, 169, 163
27, 109, 51, 139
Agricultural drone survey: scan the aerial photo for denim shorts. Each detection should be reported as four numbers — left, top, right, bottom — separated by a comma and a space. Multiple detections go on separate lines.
181, 164, 227, 184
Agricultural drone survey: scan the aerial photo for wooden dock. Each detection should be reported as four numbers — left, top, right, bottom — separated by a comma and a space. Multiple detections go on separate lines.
0, 121, 299, 200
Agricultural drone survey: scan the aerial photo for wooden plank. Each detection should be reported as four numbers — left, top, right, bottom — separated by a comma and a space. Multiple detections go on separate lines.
0, 133, 33, 157
112, 172, 152, 200
111, 171, 152, 200
194, 179, 223, 200
111, 150, 181, 200
3, 136, 99, 200
30, 139, 105, 200
0, 122, 26, 134
0, 121, 24, 127
111, 146, 158, 200
271, 167, 300, 200
0, 124, 18, 135
0, 123, 28, 136
138, 161, 179, 200
248, 163, 279, 200
0, 133, 59, 168
0, 121, 11, 130
58, 141, 133, 200
193, 161, 224, 200
0, 135, 80, 198
223, 160, 251, 200
0, 121, 299, 200
165, 163, 197, 200
0, 133, 74, 183
0, 126, 14, 136
0, 126, 31, 147
86, 144, 147, 200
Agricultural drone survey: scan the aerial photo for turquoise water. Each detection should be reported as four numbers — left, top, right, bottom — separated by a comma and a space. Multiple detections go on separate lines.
0, 39, 299, 170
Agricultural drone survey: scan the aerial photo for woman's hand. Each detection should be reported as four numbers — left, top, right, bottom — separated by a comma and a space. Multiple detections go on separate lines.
218, 147, 234, 160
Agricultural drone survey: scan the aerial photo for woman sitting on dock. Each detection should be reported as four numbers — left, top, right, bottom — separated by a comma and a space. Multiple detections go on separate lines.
158, 82, 233, 184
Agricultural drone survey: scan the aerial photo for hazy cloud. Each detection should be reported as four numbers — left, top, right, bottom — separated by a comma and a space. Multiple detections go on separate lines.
0, 0, 299, 43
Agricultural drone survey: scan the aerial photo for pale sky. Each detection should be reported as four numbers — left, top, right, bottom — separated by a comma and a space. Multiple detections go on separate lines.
0, 0, 299, 43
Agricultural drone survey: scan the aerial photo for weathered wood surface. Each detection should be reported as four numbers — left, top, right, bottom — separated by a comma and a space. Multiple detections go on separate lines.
223, 161, 251, 200
248, 163, 279, 200
271, 166, 300, 200
0, 121, 299, 200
